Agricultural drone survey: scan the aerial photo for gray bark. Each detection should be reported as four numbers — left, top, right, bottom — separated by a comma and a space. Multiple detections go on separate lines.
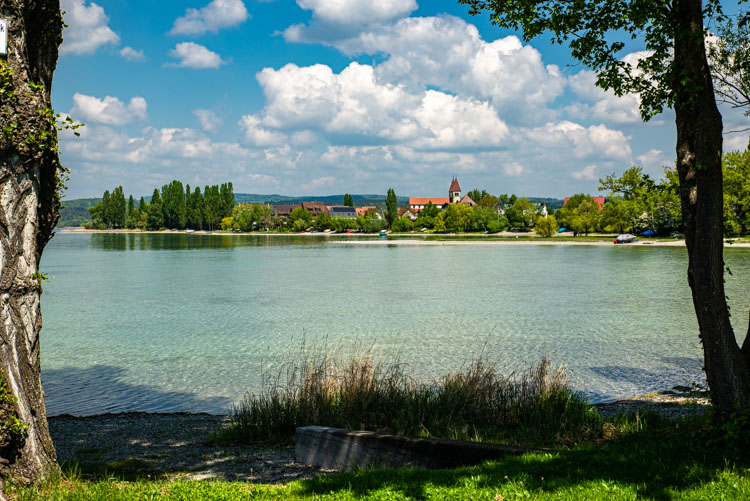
0, 0, 62, 486
673, 0, 750, 418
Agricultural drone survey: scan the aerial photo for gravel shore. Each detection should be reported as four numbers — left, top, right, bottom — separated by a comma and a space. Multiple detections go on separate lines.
49, 413, 333, 483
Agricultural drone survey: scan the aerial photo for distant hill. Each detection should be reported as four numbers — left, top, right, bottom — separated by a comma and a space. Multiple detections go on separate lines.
233, 193, 407, 207
57, 198, 99, 228
528, 197, 565, 210
57, 193, 564, 227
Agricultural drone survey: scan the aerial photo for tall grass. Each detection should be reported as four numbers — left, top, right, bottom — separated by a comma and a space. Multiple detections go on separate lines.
213, 347, 603, 446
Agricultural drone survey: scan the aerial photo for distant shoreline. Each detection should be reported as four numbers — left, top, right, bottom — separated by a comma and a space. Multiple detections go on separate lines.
56, 228, 750, 247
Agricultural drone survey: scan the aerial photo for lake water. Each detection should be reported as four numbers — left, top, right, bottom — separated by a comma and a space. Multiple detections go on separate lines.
39, 232, 750, 416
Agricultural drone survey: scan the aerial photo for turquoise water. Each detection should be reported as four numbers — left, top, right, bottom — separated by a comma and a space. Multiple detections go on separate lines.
39, 232, 750, 416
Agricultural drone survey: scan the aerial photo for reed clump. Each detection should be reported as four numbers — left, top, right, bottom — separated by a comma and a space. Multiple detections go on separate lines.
213, 348, 602, 446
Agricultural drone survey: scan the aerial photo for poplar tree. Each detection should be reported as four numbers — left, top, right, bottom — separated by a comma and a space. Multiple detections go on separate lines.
385, 188, 398, 228
147, 188, 164, 230
111, 186, 126, 228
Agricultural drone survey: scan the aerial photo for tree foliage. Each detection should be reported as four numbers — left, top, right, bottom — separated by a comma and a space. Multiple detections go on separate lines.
535, 215, 558, 237
505, 197, 536, 230
88, 186, 126, 229
231, 204, 273, 232
598, 167, 681, 235
392, 216, 415, 232
440, 203, 474, 232
88, 181, 234, 231
723, 146, 750, 235
385, 188, 398, 228
708, 17, 750, 116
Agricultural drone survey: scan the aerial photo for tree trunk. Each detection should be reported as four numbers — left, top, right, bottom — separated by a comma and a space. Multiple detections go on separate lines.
0, 0, 63, 487
673, 0, 750, 418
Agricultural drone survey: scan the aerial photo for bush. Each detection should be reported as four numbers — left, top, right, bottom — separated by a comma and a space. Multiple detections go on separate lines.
535, 215, 558, 237
487, 218, 509, 233
361, 218, 386, 233
391, 217, 415, 232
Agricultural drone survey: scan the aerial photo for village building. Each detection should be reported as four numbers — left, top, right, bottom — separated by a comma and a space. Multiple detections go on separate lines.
408, 177, 476, 212
356, 206, 380, 218
300, 201, 329, 216
272, 205, 294, 219
329, 206, 357, 218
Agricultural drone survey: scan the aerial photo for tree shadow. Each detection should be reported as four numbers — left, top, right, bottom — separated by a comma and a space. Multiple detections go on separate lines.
49, 412, 328, 483
291, 424, 749, 500
42, 364, 231, 416
43, 365, 330, 483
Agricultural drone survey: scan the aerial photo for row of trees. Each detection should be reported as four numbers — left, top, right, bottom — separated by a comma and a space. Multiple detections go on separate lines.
86, 150, 750, 237
88, 181, 235, 231
560, 145, 750, 237
220, 203, 385, 233
552, 167, 682, 237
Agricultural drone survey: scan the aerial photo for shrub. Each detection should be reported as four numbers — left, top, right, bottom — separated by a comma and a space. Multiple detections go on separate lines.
535, 215, 558, 237
391, 217, 414, 232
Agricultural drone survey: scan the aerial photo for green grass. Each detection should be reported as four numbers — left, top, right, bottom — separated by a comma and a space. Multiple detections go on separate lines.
59, 457, 158, 482
210, 349, 603, 447
10, 414, 750, 500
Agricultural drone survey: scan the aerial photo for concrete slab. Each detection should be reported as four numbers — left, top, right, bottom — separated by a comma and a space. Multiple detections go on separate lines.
296, 425, 544, 470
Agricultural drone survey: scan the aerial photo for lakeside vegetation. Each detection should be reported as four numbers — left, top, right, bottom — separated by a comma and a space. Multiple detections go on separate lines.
9, 341, 749, 500
211, 352, 601, 447
10, 350, 750, 500
74, 146, 750, 239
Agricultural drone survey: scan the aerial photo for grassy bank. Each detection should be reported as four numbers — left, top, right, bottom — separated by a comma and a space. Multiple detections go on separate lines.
10, 412, 750, 500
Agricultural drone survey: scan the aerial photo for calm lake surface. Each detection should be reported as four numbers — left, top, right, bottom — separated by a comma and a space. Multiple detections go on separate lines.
39, 232, 750, 416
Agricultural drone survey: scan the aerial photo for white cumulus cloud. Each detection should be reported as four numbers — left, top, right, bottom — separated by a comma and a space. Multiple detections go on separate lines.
167, 42, 227, 69
239, 114, 287, 146
284, 0, 417, 43
170, 0, 249, 35
60, 0, 119, 55
503, 162, 525, 177
411, 91, 508, 149
119, 46, 145, 61
335, 16, 564, 124
526, 121, 632, 160
571, 165, 598, 180
71, 93, 148, 126
255, 62, 507, 151
193, 109, 223, 132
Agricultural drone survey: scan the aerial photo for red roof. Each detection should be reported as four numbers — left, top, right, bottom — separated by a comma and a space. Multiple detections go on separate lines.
409, 197, 450, 206
449, 177, 461, 192
459, 195, 476, 206
356, 206, 377, 216
564, 196, 607, 211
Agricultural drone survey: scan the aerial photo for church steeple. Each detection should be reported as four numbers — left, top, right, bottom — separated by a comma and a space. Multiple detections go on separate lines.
449, 177, 461, 204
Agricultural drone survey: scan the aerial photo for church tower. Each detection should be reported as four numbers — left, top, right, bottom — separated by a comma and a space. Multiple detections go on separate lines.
449, 177, 461, 204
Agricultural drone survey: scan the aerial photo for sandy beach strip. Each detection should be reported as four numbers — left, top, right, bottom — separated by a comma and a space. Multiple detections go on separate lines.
56, 228, 750, 247
332, 238, 750, 248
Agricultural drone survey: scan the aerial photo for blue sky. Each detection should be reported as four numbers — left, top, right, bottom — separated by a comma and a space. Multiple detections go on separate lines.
54, 0, 749, 200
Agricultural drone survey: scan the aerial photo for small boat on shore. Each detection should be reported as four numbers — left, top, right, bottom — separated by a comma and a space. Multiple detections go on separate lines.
379, 230, 388, 237
614, 233, 637, 244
